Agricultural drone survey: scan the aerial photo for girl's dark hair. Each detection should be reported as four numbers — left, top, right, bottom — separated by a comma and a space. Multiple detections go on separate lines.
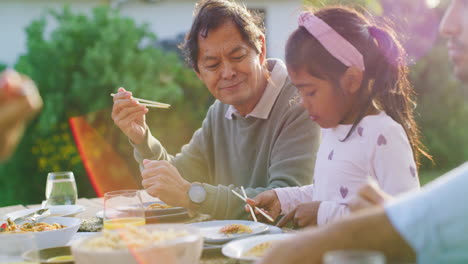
180, 0, 265, 72
285, 6, 432, 167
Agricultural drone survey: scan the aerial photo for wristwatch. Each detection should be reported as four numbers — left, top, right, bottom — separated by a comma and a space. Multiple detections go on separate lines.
188, 182, 207, 207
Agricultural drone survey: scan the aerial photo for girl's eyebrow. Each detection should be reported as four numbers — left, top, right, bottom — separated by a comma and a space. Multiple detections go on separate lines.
295, 83, 316, 90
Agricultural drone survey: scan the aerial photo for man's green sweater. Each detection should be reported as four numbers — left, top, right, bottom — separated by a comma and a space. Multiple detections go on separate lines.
133, 59, 320, 219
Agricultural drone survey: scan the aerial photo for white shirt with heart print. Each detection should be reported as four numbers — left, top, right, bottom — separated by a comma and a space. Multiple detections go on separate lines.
274, 111, 420, 225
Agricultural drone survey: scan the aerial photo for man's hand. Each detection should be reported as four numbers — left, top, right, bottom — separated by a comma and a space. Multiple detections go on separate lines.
276, 201, 321, 228
111, 87, 148, 145
349, 183, 393, 213
245, 190, 281, 223
141, 159, 191, 208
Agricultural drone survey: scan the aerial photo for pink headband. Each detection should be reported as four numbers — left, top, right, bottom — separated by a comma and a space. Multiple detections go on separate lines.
298, 12, 365, 71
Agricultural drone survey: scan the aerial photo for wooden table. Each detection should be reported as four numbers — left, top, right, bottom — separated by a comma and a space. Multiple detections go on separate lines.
0, 198, 238, 264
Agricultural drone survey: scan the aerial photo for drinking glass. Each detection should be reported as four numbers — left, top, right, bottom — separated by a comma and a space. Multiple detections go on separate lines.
0, 232, 39, 264
103, 189, 145, 230
45, 171, 78, 206
323, 250, 386, 264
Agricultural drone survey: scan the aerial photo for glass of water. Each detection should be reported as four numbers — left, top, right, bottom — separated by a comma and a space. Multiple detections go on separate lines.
45, 171, 78, 206
323, 250, 386, 264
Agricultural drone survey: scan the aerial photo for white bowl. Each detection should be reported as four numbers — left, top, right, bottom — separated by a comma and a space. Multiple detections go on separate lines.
0, 217, 82, 249
71, 224, 203, 264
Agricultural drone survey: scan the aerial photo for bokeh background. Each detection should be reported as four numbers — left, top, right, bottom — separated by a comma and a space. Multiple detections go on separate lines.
0, 0, 467, 206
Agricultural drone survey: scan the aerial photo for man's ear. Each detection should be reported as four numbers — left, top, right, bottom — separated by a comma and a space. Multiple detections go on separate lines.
258, 35, 266, 65
341, 66, 363, 94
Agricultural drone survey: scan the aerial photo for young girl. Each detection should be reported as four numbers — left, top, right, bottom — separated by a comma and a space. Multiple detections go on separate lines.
248, 6, 432, 227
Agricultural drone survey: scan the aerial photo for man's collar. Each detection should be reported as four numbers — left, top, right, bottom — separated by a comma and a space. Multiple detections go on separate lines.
225, 59, 288, 120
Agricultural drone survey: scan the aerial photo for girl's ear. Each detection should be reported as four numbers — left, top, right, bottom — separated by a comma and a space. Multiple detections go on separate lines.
341, 66, 363, 95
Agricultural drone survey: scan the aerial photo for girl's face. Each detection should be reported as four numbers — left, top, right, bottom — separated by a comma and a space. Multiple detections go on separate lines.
288, 67, 358, 128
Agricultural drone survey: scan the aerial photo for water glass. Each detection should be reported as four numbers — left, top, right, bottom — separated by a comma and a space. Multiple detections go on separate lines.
45, 171, 78, 206
323, 250, 386, 264
0, 232, 39, 263
103, 189, 145, 230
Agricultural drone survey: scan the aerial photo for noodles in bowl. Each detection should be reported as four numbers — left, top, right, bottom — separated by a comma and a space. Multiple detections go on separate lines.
71, 224, 203, 264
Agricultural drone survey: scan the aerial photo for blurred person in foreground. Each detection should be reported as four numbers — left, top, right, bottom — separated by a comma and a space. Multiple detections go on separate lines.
257, 1, 468, 263
111, 0, 320, 219
0, 69, 42, 162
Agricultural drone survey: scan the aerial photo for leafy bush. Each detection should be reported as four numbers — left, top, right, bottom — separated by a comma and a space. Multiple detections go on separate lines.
0, 63, 6, 72
0, 6, 211, 206
411, 40, 468, 170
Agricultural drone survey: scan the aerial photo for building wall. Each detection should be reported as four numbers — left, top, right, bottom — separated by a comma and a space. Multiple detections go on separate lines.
0, 0, 302, 66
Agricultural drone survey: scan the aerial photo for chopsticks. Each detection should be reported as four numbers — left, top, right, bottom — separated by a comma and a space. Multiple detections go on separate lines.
231, 187, 274, 222
110, 93, 171, 109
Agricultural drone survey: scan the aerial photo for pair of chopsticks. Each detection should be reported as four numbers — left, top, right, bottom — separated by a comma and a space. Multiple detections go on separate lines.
232, 187, 274, 222
110, 93, 171, 109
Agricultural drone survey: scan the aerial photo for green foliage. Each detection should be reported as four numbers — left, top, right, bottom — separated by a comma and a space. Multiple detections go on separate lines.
0, 5, 210, 206
0, 62, 6, 72
303, 0, 382, 14
411, 40, 468, 170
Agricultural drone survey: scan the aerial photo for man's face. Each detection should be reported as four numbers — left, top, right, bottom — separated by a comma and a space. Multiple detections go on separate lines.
196, 20, 266, 112
440, 0, 468, 82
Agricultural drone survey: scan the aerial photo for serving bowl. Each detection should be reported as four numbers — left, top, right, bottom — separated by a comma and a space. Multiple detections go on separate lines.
0, 217, 82, 249
71, 224, 203, 264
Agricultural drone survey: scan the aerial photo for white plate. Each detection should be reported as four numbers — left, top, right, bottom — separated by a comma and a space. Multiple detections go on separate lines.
189, 220, 269, 244
2, 205, 85, 221
95, 210, 104, 219
0, 216, 82, 249
222, 233, 294, 261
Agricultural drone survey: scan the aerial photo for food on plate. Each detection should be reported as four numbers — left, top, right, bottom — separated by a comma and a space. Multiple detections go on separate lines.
219, 224, 252, 235
146, 203, 174, 210
79, 217, 103, 232
243, 241, 273, 257
47, 255, 74, 262
0, 218, 66, 233
82, 225, 188, 251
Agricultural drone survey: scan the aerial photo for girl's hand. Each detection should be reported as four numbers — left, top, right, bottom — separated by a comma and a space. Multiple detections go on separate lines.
245, 190, 281, 223
276, 201, 321, 228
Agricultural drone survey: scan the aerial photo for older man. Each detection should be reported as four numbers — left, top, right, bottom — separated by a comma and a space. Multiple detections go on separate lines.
112, 0, 320, 219
257, 1, 468, 263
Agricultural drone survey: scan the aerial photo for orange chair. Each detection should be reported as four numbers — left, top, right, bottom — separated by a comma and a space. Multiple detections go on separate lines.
69, 115, 140, 197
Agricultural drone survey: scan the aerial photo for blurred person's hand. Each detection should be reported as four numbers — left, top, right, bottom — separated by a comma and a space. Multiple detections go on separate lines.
348, 183, 393, 213
276, 201, 321, 228
111, 87, 148, 145
245, 190, 282, 223
0, 69, 43, 161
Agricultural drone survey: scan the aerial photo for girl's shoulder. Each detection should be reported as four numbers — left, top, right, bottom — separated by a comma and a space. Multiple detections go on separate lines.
358, 111, 406, 139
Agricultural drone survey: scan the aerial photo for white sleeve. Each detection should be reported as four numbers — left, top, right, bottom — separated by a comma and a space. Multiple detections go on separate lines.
274, 185, 315, 214
371, 125, 420, 196
385, 162, 468, 263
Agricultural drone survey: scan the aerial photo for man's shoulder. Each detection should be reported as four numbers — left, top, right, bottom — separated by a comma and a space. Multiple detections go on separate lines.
272, 77, 306, 116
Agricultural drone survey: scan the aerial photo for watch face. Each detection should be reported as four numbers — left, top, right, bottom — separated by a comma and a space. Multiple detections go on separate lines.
189, 184, 206, 204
